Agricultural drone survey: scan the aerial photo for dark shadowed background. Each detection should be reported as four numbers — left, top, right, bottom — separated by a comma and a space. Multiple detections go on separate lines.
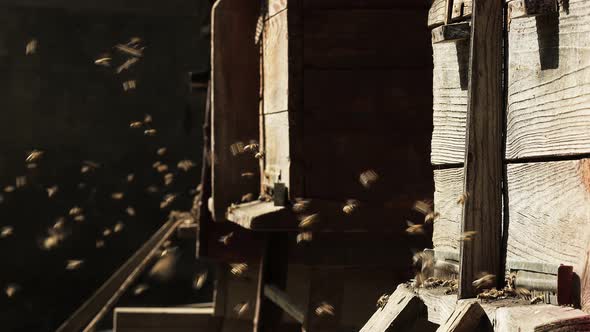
0, 1, 212, 331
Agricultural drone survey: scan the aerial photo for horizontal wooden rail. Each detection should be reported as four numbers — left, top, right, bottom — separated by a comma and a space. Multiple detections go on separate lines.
263, 284, 305, 324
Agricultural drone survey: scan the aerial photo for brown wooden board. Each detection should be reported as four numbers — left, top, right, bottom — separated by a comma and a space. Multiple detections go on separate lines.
505, 0, 590, 160
433, 168, 463, 256
211, 0, 261, 222
303, 9, 431, 69
458, 0, 504, 298
431, 38, 470, 165
505, 160, 590, 309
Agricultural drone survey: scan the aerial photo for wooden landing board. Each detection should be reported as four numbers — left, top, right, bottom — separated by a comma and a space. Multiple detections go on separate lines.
505, 0, 590, 160
211, 0, 261, 222
359, 285, 426, 332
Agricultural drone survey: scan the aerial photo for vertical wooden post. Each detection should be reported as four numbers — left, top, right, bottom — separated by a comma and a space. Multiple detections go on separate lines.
253, 233, 289, 332
459, 0, 504, 298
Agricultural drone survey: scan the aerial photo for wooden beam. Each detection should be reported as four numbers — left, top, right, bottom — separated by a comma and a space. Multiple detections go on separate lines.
436, 300, 492, 332
507, 0, 557, 19
431, 22, 471, 44
360, 285, 426, 332
458, 0, 504, 299
263, 284, 305, 323
253, 234, 290, 332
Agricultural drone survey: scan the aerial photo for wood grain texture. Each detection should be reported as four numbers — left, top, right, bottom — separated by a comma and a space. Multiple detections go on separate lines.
431, 22, 471, 44
428, 0, 472, 28
267, 0, 288, 18
506, 0, 590, 160
433, 168, 464, 255
436, 301, 492, 332
211, 0, 261, 221
304, 9, 431, 69
263, 10, 289, 114
431, 38, 470, 165
459, 0, 504, 298
494, 304, 590, 331
506, 160, 590, 277
360, 285, 425, 332
262, 111, 291, 190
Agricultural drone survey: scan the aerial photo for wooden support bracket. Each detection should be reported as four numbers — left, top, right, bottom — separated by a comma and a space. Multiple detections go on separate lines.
436, 300, 492, 332
507, 0, 558, 19
431, 22, 471, 44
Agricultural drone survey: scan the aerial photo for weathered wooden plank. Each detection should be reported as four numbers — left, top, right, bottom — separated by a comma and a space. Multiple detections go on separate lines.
506, 160, 590, 308
436, 300, 492, 332
304, 9, 431, 69
459, 0, 504, 298
494, 304, 590, 331
431, 38, 470, 165
211, 0, 261, 221
262, 112, 291, 193
428, 0, 472, 28
267, 0, 288, 18
506, 0, 590, 160
263, 285, 305, 323
415, 287, 458, 326
263, 10, 289, 114
432, 22, 471, 44
433, 168, 463, 255
507, 0, 557, 19
360, 285, 425, 332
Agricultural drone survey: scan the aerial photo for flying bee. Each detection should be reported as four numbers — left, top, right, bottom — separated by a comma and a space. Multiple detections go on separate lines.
160, 194, 176, 209
111, 192, 124, 200
359, 169, 379, 188
0, 226, 14, 238
530, 295, 544, 304
164, 173, 174, 186
25, 39, 38, 55
74, 215, 85, 223
94, 54, 112, 67
81, 165, 91, 174
69, 206, 83, 216
292, 198, 311, 213
126, 206, 136, 216
157, 164, 169, 173
296, 231, 313, 244
241, 172, 255, 179
241, 193, 254, 203
230, 142, 245, 156
157, 147, 167, 156
113, 222, 125, 233
5, 284, 20, 298
66, 260, 84, 271
457, 192, 469, 205
405, 221, 424, 235
46, 186, 58, 198
127, 173, 135, 182
95, 239, 105, 248
115, 43, 143, 57
413, 200, 433, 215
233, 302, 250, 316
116, 57, 138, 73
129, 121, 143, 129
122, 80, 136, 91
103, 228, 112, 237
193, 271, 208, 290
376, 294, 390, 309
472, 273, 495, 290
298, 213, 319, 228
144, 114, 152, 123
254, 152, 264, 159
459, 231, 477, 242
244, 143, 259, 153
424, 211, 440, 223
133, 283, 149, 296
144, 129, 157, 136
342, 199, 360, 215
230, 263, 248, 276
219, 232, 234, 246
26, 150, 44, 163
315, 302, 335, 317
177, 160, 195, 172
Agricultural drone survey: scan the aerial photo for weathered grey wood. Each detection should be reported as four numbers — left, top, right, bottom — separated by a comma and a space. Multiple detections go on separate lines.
263, 285, 305, 323
507, 0, 557, 19
114, 307, 215, 331
211, 0, 261, 222
360, 285, 425, 332
263, 11, 289, 114
506, 160, 590, 309
494, 304, 590, 331
433, 168, 464, 255
459, 0, 504, 298
431, 39, 470, 165
436, 300, 492, 332
432, 22, 471, 44
506, 0, 590, 160
429, 0, 472, 28
267, 0, 288, 18
262, 112, 291, 191
56, 217, 182, 332
415, 286, 458, 325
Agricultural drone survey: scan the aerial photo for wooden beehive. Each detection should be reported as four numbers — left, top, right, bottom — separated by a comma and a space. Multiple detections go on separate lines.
429, 0, 590, 310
